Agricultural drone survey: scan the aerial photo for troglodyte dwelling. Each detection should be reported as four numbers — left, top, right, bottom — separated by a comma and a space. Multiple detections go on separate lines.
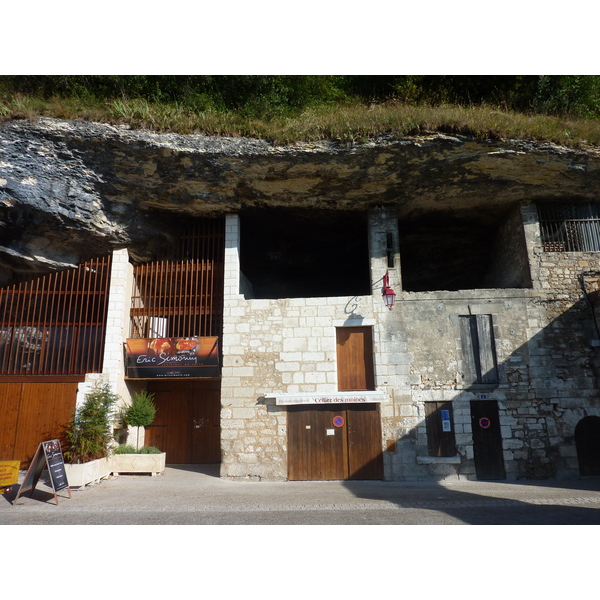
2, 117, 600, 481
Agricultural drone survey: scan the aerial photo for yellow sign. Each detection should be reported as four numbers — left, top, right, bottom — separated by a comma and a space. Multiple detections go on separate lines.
0, 461, 20, 488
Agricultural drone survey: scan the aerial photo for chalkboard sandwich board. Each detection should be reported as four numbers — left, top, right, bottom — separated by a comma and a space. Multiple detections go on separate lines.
14, 439, 71, 505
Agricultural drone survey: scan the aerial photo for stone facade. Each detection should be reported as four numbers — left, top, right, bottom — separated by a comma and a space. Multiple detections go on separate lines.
216, 202, 600, 481
61, 199, 600, 482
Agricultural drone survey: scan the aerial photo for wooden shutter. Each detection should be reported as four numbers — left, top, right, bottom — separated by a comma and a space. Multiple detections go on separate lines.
336, 326, 375, 391
459, 315, 498, 385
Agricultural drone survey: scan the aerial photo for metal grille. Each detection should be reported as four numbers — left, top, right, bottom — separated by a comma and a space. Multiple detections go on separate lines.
129, 218, 225, 339
539, 203, 600, 252
0, 255, 112, 375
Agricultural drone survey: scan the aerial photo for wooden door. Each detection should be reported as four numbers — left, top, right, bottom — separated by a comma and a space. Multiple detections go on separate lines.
190, 380, 221, 463
470, 400, 506, 480
575, 416, 600, 476
288, 404, 382, 481
288, 405, 348, 480
0, 381, 79, 467
146, 380, 221, 464
145, 383, 191, 463
336, 327, 375, 391
347, 404, 384, 479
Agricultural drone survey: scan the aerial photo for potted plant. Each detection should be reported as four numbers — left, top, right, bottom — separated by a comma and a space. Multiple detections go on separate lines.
63, 381, 118, 488
112, 391, 166, 476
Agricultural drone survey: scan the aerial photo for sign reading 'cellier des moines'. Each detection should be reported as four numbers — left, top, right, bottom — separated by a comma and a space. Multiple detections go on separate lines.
126, 337, 219, 379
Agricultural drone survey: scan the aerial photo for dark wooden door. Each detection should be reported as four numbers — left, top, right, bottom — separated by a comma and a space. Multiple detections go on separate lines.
347, 404, 384, 479
190, 380, 221, 463
288, 404, 382, 481
146, 380, 221, 464
575, 416, 600, 476
470, 400, 506, 480
288, 405, 348, 480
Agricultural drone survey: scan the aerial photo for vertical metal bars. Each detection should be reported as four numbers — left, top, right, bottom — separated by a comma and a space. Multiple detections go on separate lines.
0, 255, 112, 375
539, 203, 600, 252
129, 218, 225, 339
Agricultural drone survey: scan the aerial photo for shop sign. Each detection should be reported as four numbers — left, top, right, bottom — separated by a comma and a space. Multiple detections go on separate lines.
126, 337, 219, 379
15, 439, 71, 505
265, 391, 389, 405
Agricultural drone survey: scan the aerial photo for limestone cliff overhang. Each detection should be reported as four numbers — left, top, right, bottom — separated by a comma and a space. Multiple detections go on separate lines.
1, 116, 600, 285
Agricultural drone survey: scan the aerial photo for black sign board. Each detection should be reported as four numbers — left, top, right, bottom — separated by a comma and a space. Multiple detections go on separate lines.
125, 336, 220, 379
15, 439, 71, 505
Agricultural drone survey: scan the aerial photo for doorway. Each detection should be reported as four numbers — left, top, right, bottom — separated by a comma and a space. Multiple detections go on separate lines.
144, 379, 221, 464
470, 400, 506, 480
287, 403, 383, 481
575, 415, 600, 476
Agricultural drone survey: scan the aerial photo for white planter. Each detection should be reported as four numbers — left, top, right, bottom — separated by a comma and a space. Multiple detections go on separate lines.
111, 453, 166, 476
65, 457, 113, 488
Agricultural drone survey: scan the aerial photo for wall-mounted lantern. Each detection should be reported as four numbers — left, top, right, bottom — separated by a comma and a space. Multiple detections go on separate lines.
382, 270, 396, 310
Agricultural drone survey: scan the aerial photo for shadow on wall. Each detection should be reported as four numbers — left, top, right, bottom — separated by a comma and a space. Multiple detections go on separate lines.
382, 290, 600, 483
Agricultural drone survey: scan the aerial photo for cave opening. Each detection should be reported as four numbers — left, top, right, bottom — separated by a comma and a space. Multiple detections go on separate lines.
239, 208, 371, 300
399, 206, 532, 292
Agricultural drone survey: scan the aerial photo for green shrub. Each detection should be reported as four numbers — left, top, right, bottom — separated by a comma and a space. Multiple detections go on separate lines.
122, 390, 157, 450
139, 446, 162, 454
64, 381, 118, 463
113, 444, 162, 454
122, 390, 156, 428
114, 444, 137, 454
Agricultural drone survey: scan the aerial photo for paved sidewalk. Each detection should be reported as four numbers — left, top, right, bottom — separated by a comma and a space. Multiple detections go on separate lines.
2, 464, 600, 524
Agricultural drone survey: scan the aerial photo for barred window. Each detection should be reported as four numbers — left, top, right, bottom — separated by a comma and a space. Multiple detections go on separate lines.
538, 203, 600, 252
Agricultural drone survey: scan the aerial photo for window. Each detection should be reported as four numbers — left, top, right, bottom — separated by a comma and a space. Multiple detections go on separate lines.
425, 402, 457, 457
459, 314, 499, 387
538, 203, 600, 252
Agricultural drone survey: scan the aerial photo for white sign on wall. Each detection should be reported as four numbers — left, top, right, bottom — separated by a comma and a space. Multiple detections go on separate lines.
264, 391, 389, 405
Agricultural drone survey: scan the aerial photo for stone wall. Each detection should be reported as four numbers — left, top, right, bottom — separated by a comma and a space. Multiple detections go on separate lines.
219, 202, 600, 481
220, 209, 415, 480
522, 203, 600, 477
398, 290, 531, 480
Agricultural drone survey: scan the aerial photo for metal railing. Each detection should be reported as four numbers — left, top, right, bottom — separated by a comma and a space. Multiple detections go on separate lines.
539, 203, 600, 252
0, 255, 112, 375
129, 218, 225, 339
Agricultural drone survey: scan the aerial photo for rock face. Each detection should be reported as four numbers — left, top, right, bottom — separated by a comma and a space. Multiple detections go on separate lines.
1, 116, 600, 285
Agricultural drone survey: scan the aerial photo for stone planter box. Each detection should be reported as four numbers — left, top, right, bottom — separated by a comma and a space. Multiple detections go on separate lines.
111, 453, 166, 476
65, 457, 112, 488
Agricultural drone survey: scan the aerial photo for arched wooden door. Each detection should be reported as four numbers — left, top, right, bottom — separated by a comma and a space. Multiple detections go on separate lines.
575, 416, 600, 476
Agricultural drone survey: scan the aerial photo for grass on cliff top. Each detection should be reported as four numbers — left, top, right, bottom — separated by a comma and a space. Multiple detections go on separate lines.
2, 91, 600, 149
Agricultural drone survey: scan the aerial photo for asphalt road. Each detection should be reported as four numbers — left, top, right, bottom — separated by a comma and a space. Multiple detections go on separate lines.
2, 464, 600, 525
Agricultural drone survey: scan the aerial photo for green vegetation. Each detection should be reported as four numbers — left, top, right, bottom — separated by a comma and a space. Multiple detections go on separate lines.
114, 444, 137, 454
138, 446, 162, 454
64, 381, 118, 464
1, 76, 600, 147
121, 390, 157, 451
114, 444, 162, 454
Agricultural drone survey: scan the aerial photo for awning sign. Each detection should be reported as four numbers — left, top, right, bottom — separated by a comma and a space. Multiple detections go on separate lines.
126, 337, 219, 379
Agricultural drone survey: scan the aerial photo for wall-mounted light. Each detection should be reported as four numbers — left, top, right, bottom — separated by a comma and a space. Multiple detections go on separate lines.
382, 270, 396, 310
